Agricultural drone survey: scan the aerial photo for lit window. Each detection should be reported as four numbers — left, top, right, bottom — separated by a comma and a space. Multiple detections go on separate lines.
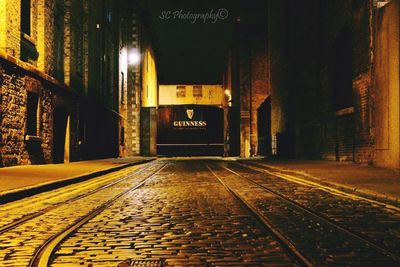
193, 85, 202, 97
176, 86, 186, 98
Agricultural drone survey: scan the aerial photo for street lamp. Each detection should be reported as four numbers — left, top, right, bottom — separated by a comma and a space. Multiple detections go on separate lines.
128, 48, 141, 65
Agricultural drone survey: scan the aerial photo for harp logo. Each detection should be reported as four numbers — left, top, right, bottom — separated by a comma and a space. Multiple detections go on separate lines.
186, 109, 194, 119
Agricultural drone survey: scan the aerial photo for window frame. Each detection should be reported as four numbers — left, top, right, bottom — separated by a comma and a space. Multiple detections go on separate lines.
21, 0, 31, 36
193, 85, 203, 97
176, 86, 186, 98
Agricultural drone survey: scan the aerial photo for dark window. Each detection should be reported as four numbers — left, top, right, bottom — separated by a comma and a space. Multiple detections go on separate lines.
121, 72, 125, 103
21, 0, 31, 35
193, 85, 203, 97
120, 127, 125, 145
176, 86, 186, 98
26, 92, 39, 136
332, 28, 353, 111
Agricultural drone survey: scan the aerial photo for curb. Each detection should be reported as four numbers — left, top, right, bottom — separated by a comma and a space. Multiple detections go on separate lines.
0, 158, 155, 205
248, 162, 400, 208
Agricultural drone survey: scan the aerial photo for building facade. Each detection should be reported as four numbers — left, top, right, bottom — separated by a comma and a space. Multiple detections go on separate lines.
226, 0, 399, 169
225, 24, 270, 158
157, 84, 228, 156
267, 0, 399, 169
0, 0, 152, 167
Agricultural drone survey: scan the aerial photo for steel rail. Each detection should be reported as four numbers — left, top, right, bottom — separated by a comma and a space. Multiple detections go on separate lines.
222, 162, 400, 264
0, 162, 155, 235
206, 163, 313, 267
29, 163, 168, 267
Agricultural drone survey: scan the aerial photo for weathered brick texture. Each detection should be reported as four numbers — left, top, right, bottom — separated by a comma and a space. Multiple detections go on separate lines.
0, 0, 131, 166
227, 25, 270, 157
353, 72, 374, 164
264, 0, 388, 166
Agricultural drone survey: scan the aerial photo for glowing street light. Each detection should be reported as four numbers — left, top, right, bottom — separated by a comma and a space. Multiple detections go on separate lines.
128, 48, 141, 65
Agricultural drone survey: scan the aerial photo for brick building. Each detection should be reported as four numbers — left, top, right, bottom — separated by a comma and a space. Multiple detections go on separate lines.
0, 0, 155, 166
227, 0, 399, 169
225, 24, 270, 157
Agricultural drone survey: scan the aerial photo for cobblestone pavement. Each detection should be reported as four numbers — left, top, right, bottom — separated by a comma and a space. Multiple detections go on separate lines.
0, 164, 147, 228
211, 162, 400, 266
1, 159, 399, 266
0, 162, 163, 267
51, 161, 294, 266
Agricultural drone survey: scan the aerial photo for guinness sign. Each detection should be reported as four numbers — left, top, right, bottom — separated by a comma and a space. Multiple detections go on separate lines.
173, 108, 207, 128
157, 105, 224, 156
173, 120, 207, 127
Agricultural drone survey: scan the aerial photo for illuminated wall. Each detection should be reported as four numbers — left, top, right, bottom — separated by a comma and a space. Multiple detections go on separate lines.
159, 84, 225, 106
374, 0, 400, 168
141, 47, 158, 107
0, 0, 125, 166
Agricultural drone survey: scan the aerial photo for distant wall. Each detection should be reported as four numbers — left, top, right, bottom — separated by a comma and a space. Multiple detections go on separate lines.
159, 84, 225, 106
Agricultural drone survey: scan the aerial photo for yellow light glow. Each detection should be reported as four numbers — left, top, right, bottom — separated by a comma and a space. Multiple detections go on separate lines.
141, 48, 158, 107
128, 49, 140, 65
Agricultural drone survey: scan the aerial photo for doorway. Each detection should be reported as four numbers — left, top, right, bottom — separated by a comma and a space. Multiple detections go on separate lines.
53, 106, 68, 163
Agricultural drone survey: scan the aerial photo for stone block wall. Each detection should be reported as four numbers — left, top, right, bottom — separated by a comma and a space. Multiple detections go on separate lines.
0, 0, 131, 167
0, 61, 55, 166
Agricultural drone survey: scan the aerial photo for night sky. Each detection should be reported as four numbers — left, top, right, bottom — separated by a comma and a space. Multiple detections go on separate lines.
145, 0, 267, 84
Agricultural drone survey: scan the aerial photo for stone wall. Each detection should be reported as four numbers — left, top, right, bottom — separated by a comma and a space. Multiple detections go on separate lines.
0, 0, 129, 167
0, 54, 121, 167
0, 60, 55, 166
265, 0, 399, 168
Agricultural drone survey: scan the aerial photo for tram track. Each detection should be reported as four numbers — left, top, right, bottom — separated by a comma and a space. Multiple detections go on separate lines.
0, 162, 156, 235
29, 163, 167, 267
27, 163, 167, 267
233, 161, 400, 257
207, 161, 400, 266
206, 163, 312, 267
238, 161, 400, 212
1, 159, 398, 266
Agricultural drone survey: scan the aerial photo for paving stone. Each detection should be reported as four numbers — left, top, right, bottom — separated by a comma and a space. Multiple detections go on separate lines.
51, 161, 294, 266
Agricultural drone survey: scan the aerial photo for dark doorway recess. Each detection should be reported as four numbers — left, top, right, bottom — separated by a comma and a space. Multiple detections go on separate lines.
257, 97, 271, 156
228, 107, 240, 156
53, 106, 68, 163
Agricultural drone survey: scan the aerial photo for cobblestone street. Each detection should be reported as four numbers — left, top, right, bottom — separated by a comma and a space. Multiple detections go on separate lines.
0, 0, 399, 266
0, 159, 399, 266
